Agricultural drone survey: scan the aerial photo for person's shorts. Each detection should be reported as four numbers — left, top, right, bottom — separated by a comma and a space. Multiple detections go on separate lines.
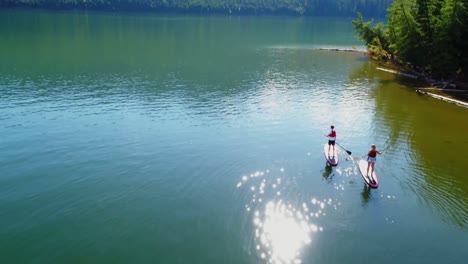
328, 140, 335, 146
367, 156, 376, 163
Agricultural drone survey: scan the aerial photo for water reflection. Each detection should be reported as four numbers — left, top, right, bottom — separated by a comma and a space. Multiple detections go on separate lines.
237, 168, 331, 263
321, 164, 333, 183
360, 184, 371, 207
347, 61, 468, 227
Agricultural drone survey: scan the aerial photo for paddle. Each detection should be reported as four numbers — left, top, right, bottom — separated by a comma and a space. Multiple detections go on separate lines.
335, 142, 352, 155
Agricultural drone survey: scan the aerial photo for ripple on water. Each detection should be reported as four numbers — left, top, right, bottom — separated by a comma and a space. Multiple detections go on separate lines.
409, 165, 468, 227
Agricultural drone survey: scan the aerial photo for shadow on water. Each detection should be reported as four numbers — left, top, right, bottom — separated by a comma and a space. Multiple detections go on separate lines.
349, 61, 468, 227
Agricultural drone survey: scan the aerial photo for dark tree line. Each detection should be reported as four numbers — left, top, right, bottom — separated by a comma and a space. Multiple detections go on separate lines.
353, 0, 468, 81
1, 0, 393, 17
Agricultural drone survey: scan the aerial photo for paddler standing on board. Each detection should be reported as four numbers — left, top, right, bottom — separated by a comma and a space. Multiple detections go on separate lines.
325, 125, 336, 157
366, 144, 384, 178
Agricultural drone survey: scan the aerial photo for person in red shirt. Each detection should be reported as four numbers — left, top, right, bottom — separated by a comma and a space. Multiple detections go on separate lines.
366, 144, 384, 177
325, 125, 336, 156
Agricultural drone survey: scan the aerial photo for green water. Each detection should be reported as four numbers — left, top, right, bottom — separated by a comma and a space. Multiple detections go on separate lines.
0, 9, 467, 264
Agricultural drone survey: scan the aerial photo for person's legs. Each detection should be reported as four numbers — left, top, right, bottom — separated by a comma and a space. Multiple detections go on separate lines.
370, 162, 375, 175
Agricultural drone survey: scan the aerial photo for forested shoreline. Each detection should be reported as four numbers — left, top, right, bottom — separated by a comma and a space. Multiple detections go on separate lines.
0, 0, 392, 17
353, 0, 468, 87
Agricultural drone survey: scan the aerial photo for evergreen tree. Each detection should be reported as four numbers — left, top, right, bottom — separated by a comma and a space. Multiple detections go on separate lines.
355, 0, 468, 79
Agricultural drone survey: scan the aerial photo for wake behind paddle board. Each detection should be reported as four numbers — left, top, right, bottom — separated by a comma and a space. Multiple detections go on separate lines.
323, 144, 338, 166
358, 159, 379, 188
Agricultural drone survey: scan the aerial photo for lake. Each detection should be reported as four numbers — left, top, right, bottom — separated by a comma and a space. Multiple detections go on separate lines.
0, 9, 467, 264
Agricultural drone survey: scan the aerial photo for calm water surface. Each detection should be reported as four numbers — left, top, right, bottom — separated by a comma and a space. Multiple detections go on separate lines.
0, 10, 467, 264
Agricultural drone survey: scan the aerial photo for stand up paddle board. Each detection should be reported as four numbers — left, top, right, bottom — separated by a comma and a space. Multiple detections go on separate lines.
358, 159, 379, 188
323, 144, 338, 166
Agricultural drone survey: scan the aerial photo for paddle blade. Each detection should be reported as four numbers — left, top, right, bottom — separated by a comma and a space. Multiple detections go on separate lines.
346, 150, 352, 155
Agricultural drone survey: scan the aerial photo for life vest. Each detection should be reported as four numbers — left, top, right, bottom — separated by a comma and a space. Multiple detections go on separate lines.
328, 130, 336, 138
368, 149, 377, 157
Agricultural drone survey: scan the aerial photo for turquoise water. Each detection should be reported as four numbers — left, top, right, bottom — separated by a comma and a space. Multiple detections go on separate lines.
0, 10, 467, 264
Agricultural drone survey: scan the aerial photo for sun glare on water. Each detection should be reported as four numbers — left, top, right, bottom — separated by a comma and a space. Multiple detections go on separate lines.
255, 201, 313, 263
238, 168, 329, 264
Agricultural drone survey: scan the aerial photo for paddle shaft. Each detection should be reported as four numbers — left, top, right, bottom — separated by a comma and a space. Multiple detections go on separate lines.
335, 142, 352, 155
362, 148, 386, 158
